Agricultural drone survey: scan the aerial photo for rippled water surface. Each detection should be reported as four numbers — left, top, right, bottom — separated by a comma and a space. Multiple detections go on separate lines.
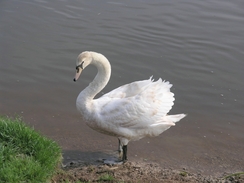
1, 0, 244, 175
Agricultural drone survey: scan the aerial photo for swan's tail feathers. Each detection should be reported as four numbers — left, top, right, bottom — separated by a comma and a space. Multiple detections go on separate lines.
167, 114, 187, 123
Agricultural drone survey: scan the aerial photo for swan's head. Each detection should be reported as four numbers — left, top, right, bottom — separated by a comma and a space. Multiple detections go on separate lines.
74, 51, 93, 82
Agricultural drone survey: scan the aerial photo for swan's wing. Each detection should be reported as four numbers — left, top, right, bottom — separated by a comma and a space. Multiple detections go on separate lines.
94, 78, 175, 130
100, 77, 154, 99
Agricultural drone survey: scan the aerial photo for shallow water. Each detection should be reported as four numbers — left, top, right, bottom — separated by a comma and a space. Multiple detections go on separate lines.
1, 0, 244, 175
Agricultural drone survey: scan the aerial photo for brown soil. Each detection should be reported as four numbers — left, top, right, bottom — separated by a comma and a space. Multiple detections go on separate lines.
51, 161, 244, 183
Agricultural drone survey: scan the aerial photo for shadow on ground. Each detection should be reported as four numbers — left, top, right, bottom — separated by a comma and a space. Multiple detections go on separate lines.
62, 149, 120, 166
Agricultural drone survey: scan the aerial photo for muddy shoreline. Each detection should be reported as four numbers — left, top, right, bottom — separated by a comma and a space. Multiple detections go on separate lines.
52, 160, 244, 183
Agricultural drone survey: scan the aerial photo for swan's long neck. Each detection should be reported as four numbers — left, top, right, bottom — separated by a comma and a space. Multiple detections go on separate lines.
77, 53, 111, 114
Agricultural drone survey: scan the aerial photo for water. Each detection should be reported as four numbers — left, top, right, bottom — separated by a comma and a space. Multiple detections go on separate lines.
1, 0, 244, 175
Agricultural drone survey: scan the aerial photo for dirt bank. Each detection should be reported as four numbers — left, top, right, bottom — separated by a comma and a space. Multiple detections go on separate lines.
52, 160, 244, 183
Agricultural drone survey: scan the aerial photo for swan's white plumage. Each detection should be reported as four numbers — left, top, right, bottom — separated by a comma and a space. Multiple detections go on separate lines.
75, 51, 186, 147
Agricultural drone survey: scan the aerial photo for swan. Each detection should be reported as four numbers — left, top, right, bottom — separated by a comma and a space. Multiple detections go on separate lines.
74, 51, 186, 163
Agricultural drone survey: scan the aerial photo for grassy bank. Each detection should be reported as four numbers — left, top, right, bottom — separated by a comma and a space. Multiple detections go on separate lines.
0, 116, 62, 182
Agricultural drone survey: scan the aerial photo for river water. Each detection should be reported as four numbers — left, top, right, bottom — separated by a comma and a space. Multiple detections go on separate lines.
1, 0, 244, 175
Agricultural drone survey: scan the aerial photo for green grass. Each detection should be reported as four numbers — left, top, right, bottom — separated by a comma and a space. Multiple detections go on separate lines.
179, 171, 188, 177
223, 172, 244, 179
0, 116, 62, 183
98, 174, 115, 181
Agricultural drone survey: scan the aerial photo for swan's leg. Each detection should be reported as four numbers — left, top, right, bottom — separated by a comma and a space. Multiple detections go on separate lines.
118, 138, 123, 158
122, 145, 127, 162
103, 142, 127, 165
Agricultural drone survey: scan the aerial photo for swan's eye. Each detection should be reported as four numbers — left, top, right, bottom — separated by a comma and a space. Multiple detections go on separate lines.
75, 61, 84, 72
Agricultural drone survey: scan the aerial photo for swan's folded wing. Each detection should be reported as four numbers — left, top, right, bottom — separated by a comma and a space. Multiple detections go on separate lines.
94, 78, 175, 130
100, 77, 154, 99
94, 96, 150, 130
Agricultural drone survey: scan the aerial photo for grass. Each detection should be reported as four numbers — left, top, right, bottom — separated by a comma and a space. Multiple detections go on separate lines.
62, 180, 88, 183
0, 116, 62, 183
98, 174, 115, 181
223, 172, 244, 179
179, 171, 188, 177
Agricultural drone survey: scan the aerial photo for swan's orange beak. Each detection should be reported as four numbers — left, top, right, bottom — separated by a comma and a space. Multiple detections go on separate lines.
74, 69, 82, 82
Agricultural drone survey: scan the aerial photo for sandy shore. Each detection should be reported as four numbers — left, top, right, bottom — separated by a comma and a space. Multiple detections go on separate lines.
52, 160, 244, 183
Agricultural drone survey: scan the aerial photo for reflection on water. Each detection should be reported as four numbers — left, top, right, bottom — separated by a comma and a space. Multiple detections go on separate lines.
0, 0, 244, 175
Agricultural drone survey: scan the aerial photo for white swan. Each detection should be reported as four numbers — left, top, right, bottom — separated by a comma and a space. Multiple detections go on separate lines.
74, 51, 186, 163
